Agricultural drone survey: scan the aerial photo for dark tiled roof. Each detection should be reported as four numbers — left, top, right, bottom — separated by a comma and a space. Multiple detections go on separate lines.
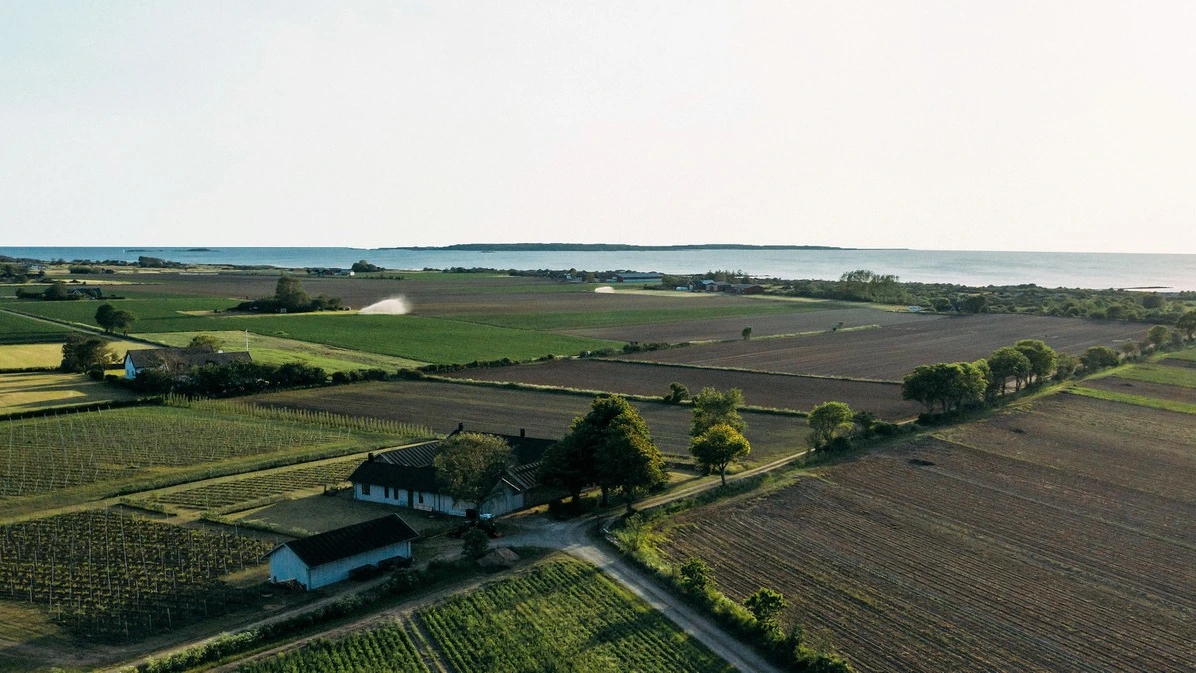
348, 461, 441, 492
127, 346, 252, 370
502, 461, 542, 493
378, 440, 443, 467
270, 514, 419, 568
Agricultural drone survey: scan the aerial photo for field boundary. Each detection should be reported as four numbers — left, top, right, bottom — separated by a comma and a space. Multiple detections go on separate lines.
1066, 386, 1196, 414
600, 356, 903, 384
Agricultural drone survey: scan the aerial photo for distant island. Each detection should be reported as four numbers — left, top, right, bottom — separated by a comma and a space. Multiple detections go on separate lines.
387, 243, 853, 252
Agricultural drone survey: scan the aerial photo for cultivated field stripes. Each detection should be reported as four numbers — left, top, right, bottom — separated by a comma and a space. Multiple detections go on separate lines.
0, 509, 271, 641
439, 358, 919, 419
661, 455, 1196, 671
620, 314, 1149, 380
153, 458, 362, 510
235, 559, 735, 673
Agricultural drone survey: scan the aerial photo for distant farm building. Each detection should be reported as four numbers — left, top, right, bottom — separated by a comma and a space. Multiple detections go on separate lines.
263, 514, 419, 590
349, 426, 555, 517
728, 283, 765, 295
688, 280, 763, 294
68, 287, 104, 299
124, 345, 252, 379
610, 273, 662, 283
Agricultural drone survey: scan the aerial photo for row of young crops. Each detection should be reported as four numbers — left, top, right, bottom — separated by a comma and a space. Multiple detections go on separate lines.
236, 559, 735, 673
181, 396, 432, 437
0, 509, 272, 640
155, 457, 362, 509
0, 402, 432, 498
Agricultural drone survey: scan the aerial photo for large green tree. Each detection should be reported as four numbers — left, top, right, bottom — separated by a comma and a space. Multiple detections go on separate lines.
690, 423, 751, 485
807, 401, 853, 448
595, 404, 667, 513
1146, 325, 1170, 351
274, 275, 311, 311
432, 432, 512, 510
902, 362, 989, 414
1080, 346, 1120, 371
60, 334, 115, 373
691, 387, 746, 437
95, 303, 136, 334
1013, 340, 1057, 385
1177, 311, 1196, 341
987, 346, 1032, 394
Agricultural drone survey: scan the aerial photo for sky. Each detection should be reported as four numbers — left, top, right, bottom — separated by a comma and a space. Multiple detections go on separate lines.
2, 1, 1194, 253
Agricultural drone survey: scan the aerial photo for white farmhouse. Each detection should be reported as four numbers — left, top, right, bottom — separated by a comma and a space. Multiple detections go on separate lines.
263, 514, 419, 590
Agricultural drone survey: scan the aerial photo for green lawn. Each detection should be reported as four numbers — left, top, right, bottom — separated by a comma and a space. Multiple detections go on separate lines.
0, 311, 76, 344
236, 558, 735, 673
455, 301, 828, 331
137, 330, 426, 372
1113, 362, 1196, 389
1068, 386, 1196, 415
233, 314, 620, 363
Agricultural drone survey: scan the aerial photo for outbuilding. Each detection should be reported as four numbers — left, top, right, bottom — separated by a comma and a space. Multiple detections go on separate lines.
263, 514, 419, 590
124, 346, 252, 379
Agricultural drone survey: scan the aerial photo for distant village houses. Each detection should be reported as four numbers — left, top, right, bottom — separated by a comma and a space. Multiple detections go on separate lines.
124, 345, 252, 379
348, 425, 555, 517
687, 279, 764, 294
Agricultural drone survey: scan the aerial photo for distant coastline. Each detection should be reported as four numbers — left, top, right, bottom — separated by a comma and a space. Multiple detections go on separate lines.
386, 243, 863, 252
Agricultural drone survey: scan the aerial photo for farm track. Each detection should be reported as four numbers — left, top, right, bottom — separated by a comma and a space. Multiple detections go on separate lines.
439, 358, 919, 420
620, 314, 1149, 380
657, 393, 1196, 672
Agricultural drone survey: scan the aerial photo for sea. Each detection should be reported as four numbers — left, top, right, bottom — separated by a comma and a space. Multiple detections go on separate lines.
2, 247, 1195, 292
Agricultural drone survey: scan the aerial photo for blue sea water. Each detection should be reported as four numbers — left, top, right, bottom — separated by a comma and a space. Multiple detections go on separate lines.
1, 246, 1194, 291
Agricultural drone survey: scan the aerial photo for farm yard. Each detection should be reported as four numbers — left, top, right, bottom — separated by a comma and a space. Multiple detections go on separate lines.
251, 379, 808, 465
621, 313, 1150, 380
0, 509, 271, 641
440, 358, 920, 420
562, 305, 938, 343
235, 558, 736, 673
655, 392, 1196, 672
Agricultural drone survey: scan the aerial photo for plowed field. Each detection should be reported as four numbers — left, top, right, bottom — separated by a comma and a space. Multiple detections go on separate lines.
251, 380, 807, 464
564, 306, 939, 343
621, 314, 1149, 380
657, 394, 1196, 672
440, 359, 918, 420
1081, 376, 1196, 404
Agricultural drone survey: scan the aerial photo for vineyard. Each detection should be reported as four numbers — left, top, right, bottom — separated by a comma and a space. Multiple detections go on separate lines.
0, 402, 431, 499
237, 559, 735, 673
154, 457, 361, 510
0, 509, 272, 640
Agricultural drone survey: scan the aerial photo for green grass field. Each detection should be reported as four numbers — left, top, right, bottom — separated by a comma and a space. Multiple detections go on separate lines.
0, 340, 154, 370
232, 314, 620, 363
0, 370, 142, 414
137, 330, 426, 371
1112, 362, 1196, 389
236, 558, 734, 673
0, 311, 76, 344
0, 297, 241, 332
455, 301, 827, 331
1067, 387, 1196, 415
1164, 348, 1196, 362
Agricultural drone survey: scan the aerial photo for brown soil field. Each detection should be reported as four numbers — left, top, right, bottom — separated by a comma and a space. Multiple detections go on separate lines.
621, 314, 1148, 380
1161, 357, 1196, 370
563, 306, 941, 343
439, 359, 919, 420
1080, 376, 1196, 404
249, 380, 807, 464
658, 394, 1196, 672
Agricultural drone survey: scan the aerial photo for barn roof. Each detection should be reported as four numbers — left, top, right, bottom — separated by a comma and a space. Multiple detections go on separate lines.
126, 347, 252, 370
268, 514, 419, 568
348, 461, 442, 492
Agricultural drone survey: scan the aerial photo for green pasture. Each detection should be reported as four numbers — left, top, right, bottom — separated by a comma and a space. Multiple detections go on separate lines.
455, 301, 829, 331
1164, 348, 1196, 362
137, 330, 426, 372
1068, 386, 1196, 415
1112, 362, 1196, 389
234, 314, 620, 364
0, 311, 75, 344
0, 297, 240, 332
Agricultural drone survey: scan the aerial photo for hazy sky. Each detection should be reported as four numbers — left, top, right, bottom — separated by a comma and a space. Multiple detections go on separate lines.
2, 2, 1194, 252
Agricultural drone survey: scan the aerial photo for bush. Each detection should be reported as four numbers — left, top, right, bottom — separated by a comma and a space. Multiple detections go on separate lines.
86, 367, 105, 381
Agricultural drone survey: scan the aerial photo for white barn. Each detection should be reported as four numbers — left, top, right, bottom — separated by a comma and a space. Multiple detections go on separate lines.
263, 514, 419, 590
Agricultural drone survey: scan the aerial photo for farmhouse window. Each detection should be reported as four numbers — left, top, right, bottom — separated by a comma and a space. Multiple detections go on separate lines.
362, 483, 371, 495
385, 486, 390, 499
418, 492, 424, 504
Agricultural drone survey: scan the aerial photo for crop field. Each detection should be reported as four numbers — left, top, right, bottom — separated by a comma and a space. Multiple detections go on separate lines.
0, 371, 141, 415
621, 314, 1149, 380
452, 299, 824, 331
656, 395, 1196, 672
564, 306, 939, 343
441, 358, 919, 420
1079, 377, 1195, 406
251, 380, 807, 464
236, 558, 735, 673
152, 457, 362, 510
0, 340, 153, 371
0, 509, 271, 641
137, 330, 426, 371
0, 311, 75, 345
0, 297, 243, 333
1106, 361, 1196, 388
0, 402, 425, 501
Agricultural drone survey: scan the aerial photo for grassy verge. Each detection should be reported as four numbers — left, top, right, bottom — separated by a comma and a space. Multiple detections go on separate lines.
1066, 386, 1196, 415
